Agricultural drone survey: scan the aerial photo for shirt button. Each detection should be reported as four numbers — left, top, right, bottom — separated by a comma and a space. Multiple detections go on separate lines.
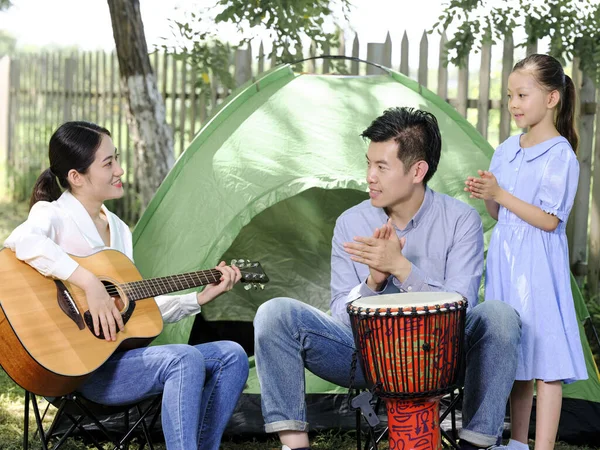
407, 286, 412, 291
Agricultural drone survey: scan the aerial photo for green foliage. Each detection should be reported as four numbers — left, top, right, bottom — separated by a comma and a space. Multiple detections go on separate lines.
0, 0, 12, 11
214, 0, 351, 65
161, 15, 235, 94
163, 1, 351, 98
431, 0, 600, 83
0, 30, 16, 56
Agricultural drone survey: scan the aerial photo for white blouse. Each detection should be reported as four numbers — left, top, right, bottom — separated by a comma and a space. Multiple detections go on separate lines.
3, 191, 201, 323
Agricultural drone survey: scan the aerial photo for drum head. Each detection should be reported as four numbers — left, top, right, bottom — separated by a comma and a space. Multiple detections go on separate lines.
351, 291, 464, 309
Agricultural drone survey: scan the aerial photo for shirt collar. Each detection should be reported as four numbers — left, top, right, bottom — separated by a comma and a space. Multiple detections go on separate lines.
57, 191, 112, 250
412, 186, 433, 227
507, 135, 568, 162
375, 186, 433, 230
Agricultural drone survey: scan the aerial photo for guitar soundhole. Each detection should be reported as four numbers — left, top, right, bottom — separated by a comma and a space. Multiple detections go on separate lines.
102, 281, 126, 312
82, 281, 135, 340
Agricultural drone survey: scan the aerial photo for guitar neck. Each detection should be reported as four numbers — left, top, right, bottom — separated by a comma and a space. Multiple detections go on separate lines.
122, 270, 222, 301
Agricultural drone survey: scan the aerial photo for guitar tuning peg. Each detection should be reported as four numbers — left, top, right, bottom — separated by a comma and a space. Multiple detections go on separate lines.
231, 259, 238, 266
244, 284, 252, 291
260, 284, 265, 290
253, 284, 258, 290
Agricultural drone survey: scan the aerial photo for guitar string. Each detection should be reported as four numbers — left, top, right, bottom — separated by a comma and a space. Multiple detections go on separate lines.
102, 268, 262, 298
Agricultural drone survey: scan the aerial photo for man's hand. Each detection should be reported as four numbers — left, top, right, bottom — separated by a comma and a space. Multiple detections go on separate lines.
344, 219, 409, 287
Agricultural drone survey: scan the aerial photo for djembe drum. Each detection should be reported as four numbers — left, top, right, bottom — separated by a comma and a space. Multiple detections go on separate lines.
347, 292, 467, 450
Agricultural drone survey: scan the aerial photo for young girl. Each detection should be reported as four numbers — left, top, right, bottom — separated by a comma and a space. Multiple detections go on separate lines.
4, 121, 249, 450
465, 54, 587, 450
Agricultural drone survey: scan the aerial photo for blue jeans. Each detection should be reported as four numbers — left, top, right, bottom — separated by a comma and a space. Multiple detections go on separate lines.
254, 298, 521, 447
79, 341, 249, 450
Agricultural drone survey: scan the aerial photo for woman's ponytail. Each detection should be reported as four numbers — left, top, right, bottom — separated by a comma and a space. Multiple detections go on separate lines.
29, 168, 63, 208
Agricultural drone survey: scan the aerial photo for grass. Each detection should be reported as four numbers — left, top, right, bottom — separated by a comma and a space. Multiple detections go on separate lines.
0, 199, 597, 449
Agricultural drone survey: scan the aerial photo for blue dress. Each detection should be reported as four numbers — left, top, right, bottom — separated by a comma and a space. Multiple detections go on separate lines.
485, 135, 587, 383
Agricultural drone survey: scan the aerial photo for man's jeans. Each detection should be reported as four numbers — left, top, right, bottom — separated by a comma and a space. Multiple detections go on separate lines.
79, 341, 249, 450
254, 298, 521, 447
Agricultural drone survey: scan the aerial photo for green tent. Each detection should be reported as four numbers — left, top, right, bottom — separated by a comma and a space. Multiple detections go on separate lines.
132, 64, 600, 442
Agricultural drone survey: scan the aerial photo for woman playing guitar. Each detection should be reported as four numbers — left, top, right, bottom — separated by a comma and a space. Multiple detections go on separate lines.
4, 121, 249, 450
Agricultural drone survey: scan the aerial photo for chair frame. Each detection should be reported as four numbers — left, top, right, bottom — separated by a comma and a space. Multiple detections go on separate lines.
23, 390, 162, 450
354, 387, 463, 450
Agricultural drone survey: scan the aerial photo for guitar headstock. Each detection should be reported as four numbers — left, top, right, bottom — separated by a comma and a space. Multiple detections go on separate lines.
231, 259, 269, 290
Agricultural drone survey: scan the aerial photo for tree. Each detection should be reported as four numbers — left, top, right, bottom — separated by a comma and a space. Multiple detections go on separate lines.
0, 31, 16, 56
164, 0, 352, 94
214, 0, 351, 64
0, 0, 11, 11
432, 0, 600, 83
107, 0, 173, 209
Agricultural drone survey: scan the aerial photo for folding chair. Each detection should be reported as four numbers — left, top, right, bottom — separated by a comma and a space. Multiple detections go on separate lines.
23, 390, 162, 450
353, 387, 464, 450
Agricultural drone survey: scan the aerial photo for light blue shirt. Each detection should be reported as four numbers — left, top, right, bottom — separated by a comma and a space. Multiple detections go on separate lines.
330, 187, 484, 325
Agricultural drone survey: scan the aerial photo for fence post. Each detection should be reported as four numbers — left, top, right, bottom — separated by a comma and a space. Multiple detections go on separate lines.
569, 67, 595, 283
418, 31, 428, 88
258, 41, 265, 75
476, 41, 492, 139
351, 33, 359, 75
499, 34, 514, 143
456, 56, 469, 118
400, 31, 409, 76
0, 56, 10, 197
437, 32, 448, 100
63, 56, 75, 122
588, 90, 600, 300
234, 46, 252, 86
366, 42, 387, 75
383, 32, 392, 68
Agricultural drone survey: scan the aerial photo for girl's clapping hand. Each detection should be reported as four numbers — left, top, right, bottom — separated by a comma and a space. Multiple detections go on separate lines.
465, 170, 501, 200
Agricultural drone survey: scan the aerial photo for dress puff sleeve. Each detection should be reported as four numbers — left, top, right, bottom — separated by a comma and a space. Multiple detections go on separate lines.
538, 147, 579, 222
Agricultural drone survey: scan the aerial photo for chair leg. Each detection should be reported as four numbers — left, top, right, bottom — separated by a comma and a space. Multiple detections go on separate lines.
64, 412, 105, 450
71, 397, 121, 447
124, 409, 130, 450
117, 399, 160, 450
136, 405, 152, 450
30, 393, 50, 450
439, 389, 463, 449
355, 406, 362, 450
23, 391, 30, 450
43, 398, 68, 442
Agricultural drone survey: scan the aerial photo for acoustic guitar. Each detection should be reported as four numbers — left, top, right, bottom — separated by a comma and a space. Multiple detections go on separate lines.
0, 248, 268, 396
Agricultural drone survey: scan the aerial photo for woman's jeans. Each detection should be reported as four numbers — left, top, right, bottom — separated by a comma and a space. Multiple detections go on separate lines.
79, 341, 249, 450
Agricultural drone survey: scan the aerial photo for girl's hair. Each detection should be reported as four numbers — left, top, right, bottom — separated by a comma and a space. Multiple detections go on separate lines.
29, 121, 111, 208
512, 54, 578, 152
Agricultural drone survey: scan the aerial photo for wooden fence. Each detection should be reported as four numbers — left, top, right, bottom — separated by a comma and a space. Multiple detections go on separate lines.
1, 31, 599, 295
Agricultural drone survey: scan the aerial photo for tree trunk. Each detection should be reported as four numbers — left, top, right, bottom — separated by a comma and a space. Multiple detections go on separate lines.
107, 0, 173, 209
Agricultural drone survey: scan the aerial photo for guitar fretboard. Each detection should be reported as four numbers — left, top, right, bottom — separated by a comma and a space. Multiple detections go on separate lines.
122, 270, 223, 301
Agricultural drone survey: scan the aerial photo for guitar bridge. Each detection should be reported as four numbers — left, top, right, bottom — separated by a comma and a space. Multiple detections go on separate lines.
55, 280, 85, 330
